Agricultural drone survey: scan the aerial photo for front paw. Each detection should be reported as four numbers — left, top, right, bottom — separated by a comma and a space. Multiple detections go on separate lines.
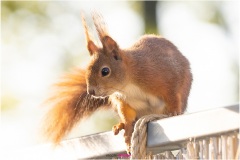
112, 122, 125, 135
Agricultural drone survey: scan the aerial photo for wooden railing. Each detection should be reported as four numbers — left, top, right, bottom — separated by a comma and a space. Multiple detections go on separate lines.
3, 104, 239, 159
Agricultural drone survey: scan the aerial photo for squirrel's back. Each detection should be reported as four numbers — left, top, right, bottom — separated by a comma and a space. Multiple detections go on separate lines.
130, 35, 184, 59
126, 34, 190, 83
122, 34, 192, 114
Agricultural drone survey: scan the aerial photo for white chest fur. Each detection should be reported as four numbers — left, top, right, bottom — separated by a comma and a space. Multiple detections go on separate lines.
111, 84, 165, 116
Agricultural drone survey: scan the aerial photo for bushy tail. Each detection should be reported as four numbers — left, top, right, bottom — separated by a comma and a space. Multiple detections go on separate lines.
41, 69, 109, 144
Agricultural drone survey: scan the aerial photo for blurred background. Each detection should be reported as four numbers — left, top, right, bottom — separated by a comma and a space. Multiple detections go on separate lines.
1, 0, 239, 155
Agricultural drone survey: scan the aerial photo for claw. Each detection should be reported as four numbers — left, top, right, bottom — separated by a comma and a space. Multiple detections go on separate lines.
126, 145, 131, 155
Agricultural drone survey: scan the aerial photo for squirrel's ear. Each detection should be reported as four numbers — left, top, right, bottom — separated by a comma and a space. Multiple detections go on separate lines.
92, 12, 121, 60
87, 41, 98, 56
103, 36, 121, 60
82, 13, 98, 56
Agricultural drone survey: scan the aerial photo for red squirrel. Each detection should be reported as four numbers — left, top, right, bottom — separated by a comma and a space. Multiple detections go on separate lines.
42, 13, 192, 154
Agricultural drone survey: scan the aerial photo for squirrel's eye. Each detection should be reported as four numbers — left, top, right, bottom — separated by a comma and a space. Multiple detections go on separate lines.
101, 67, 110, 77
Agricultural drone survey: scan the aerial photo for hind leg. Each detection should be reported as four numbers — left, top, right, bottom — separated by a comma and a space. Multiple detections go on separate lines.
163, 93, 183, 116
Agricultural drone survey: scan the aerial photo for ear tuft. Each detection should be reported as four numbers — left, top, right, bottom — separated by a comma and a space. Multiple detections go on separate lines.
92, 12, 108, 42
91, 12, 121, 59
81, 13, 98, 56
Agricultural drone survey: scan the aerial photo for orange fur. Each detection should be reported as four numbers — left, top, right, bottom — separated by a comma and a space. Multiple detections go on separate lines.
42, 69, 109, 144
112, 100, 137, 153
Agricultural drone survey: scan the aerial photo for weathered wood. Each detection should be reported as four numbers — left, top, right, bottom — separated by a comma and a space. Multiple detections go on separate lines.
3, 104, 239, 159
147, 104, 239, 154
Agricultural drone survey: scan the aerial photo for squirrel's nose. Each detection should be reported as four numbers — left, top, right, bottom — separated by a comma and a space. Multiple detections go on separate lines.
88, 89, 95, 96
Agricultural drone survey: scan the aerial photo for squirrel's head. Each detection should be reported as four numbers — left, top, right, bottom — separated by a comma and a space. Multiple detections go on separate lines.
82, 13, 127, 98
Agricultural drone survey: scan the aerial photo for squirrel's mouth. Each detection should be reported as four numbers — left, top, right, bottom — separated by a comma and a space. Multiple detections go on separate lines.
91, 95, 108, 99
87, 85, 113, 99
90, 90, 110, 99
